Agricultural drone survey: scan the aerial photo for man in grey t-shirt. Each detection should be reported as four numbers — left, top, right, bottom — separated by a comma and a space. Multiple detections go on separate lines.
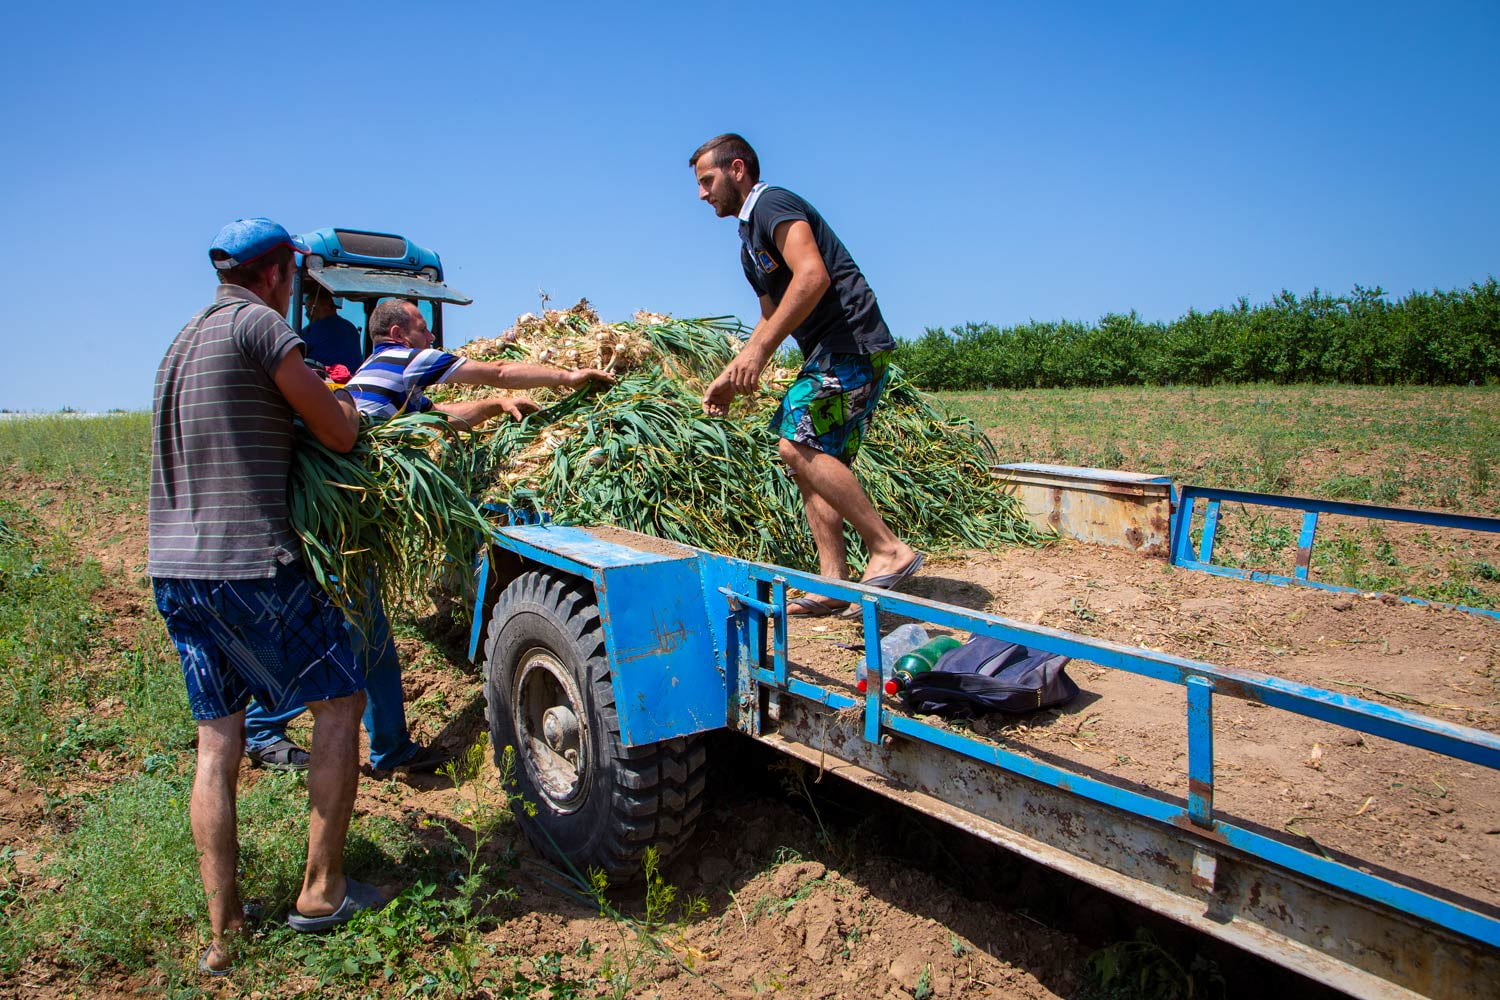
149, 218, 384, 971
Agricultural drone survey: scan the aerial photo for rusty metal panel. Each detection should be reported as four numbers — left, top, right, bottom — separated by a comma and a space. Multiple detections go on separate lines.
994, 463, 1173, 556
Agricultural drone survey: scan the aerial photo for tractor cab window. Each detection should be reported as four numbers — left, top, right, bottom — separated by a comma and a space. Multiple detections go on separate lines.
336, 299, 366, 344
354, 298, 440, 357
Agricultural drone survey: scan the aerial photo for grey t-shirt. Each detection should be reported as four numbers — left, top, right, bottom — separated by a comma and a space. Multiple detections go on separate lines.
738, 186, 896, 360
148, 284, 305, 580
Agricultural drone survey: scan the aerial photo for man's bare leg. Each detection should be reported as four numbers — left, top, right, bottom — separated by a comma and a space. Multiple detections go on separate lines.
785, 466, 852, 613
191, 712, 248, 972
779, 439, 917, 597
295, 690, 365, 918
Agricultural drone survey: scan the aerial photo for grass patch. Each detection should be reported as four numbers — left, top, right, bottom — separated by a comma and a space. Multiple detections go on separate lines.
0, 412, 151, 497
0, 499, 113, 775
944, 383, 1500, 514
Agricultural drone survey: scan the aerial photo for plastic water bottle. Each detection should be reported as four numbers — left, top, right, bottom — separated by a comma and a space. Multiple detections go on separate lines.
856, 624, 929, 693
885, 635, 963, 695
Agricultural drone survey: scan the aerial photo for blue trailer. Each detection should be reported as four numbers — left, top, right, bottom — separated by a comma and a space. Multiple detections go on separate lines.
465, 475, 1500, 999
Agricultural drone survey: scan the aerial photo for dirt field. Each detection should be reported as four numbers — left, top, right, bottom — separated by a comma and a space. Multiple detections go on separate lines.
3, 462, 1496, 997
0, 472, 1105, 999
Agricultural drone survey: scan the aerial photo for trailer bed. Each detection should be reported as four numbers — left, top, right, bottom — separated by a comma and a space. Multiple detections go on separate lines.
778, 543, 1500, 912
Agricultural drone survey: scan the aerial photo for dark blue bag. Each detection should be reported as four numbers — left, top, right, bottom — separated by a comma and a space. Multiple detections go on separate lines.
901, 636, 1078, 717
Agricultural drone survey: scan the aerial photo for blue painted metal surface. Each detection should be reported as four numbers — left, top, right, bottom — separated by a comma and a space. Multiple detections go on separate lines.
1197, 498, 1220, 563
286, 227, 471, 350
1172, 484, 1500, 620
1186, 676, 1214, 828
472, 524, 727, 745
299, 227, 447, 277
1294, 509, 1318, 579
473, 521, 1500, 991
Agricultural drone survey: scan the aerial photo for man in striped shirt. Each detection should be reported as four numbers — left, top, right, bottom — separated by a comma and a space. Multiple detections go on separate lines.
345, 298, 613, 425
243, 296, 613, 777
149, 218, 384, 970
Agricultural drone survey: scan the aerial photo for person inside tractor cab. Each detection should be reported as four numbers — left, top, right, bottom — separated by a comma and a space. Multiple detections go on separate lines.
301, 283, 363, 374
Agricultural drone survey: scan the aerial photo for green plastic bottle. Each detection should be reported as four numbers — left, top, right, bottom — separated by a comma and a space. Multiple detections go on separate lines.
884, 635, 962, 695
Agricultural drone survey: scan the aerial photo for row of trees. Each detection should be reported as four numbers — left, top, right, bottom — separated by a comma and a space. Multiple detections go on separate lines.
890, 280, 1500, 390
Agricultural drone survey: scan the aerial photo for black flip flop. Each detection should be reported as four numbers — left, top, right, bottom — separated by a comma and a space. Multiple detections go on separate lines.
786, 595, 850, 617
859, 551, 926, 590
840, 552, 926, 617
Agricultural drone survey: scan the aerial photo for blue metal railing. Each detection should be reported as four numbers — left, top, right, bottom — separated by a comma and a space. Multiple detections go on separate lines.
1170, 485, 1500, 620
719, 562, 1500, 950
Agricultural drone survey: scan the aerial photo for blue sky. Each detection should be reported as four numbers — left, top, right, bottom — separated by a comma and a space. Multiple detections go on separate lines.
3, 1, 1496, 411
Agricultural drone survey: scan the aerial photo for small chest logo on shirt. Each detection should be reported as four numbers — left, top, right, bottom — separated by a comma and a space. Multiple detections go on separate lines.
754, 248, 779, 274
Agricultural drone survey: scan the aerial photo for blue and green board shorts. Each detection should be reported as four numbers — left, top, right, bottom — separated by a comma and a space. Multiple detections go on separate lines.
771, 350, 892, 462
152, 562, 364, 722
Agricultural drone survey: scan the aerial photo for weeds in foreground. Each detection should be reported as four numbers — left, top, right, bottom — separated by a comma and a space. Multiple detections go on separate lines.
1086, 928, 1225, 1000
0, 847, 30, 974
772, 758, 862, 870
560, 847, 710, 1000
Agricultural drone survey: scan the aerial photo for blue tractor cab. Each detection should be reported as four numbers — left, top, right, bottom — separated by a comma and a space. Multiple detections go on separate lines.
289, 227, 472, 362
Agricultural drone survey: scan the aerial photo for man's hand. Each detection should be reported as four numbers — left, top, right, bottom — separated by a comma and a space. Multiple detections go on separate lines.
701, 351, 767, 415
702, 372, 737, 416
498, 396, 542, 421
562, 368, 616, 389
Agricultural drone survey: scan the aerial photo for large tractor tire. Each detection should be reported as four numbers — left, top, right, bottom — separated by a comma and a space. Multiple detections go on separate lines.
483, 569, 706, 877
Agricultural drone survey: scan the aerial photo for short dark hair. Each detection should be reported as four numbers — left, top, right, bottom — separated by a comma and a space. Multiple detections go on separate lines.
690, 133, 760, 183
216, 244, 293, 287
369, 297, 418, 341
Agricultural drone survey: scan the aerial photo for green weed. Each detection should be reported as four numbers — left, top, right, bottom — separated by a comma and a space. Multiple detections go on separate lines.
1318, 474, 1374, 500
1086, 928, 1224, 1000
913, 963, 934, 999
572, 846, 709, 999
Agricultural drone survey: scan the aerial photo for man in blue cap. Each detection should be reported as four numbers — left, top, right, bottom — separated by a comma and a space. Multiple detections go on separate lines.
150, 218, 388, 973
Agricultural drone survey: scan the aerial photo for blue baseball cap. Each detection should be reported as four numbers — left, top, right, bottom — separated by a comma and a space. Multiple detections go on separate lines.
208, 217, 311, 270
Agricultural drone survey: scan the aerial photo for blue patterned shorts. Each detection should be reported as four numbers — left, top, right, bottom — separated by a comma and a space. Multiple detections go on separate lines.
153, 563, 364, 721
771, 350, 892, 462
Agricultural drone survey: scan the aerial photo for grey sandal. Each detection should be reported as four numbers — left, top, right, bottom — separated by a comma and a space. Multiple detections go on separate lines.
246, 738, 310, 772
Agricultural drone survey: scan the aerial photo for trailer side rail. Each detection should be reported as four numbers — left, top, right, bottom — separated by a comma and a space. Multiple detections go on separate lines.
715, 561, 1500, 997
1170, 484, 1500, 621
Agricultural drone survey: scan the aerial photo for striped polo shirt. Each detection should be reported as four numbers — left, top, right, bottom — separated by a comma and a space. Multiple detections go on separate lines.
148, 284, 306, 579
344, 341, 467, 420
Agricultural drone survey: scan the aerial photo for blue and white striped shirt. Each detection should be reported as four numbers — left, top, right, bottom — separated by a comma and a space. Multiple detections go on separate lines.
345, 342, 467, 420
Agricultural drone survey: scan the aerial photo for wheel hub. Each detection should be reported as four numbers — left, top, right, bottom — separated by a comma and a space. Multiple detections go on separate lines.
512, 647, 590, 812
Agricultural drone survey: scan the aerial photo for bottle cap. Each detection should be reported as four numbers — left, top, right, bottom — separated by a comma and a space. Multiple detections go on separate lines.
884, 679, 900, 696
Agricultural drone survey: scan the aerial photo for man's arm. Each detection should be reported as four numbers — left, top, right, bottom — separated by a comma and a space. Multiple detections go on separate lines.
273, 348, 360, 452
703, 218, 829, 415
434, 396, 542, 431
451, 360, 614, 392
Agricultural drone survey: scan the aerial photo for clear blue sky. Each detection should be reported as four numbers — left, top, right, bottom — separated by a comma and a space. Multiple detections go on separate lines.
3, 1, 1496, 411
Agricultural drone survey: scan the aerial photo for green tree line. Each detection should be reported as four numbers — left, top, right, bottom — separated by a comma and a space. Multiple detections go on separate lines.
891, 279, 1500, 390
